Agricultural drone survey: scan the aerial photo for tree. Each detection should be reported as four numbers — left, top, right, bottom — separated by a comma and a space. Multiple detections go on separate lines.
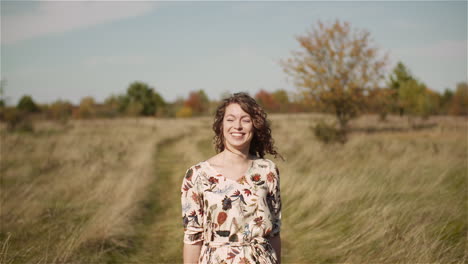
75, 96, 96, 119
281, 20, 388, 134
176, 106, 193, 118
126, 81, 166, 116
272, 90, 290, 112
105, 94, 128, 115
255, 89, 280, 112
387, 62, 415, 115
450, 82, 468, 115
440, 88, 454, 114
47, 100, 73, 121
184, 90, 210, 115
17, 95, 40, 113
398, 80, 440, 119
366, 88, 395, 121
0, 79, 6, 108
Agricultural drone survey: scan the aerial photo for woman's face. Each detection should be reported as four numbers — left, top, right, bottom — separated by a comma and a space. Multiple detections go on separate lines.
222, 103, 254, 152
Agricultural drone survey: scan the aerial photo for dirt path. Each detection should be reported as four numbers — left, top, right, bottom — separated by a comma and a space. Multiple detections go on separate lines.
112, 125, 213, 263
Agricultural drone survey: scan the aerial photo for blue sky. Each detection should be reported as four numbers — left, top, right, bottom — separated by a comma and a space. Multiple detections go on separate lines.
1, 1, 467, 105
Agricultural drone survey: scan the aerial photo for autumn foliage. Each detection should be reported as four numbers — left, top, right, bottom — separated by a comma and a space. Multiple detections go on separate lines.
281, 20, 389, 132
255, 90, 280, 112
184, 90, 210, 116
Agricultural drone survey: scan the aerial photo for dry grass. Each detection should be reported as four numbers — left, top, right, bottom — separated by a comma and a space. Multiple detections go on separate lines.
270, 114, 467, 263
0, 114, 466, 263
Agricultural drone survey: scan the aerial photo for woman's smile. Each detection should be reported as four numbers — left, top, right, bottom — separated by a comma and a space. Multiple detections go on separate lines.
223, 103, 254, 150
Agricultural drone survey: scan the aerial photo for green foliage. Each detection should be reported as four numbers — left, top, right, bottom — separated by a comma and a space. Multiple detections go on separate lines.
0, 78, 6, 108
125, 101, 144, 117
398, 80, 440, 118
17, 95, 40, 113
387, 62, 415, 115
440, 88, 454, 114
388, 62, 414, 91
388, 62, 441, 118
126, 81, 166, 116
449, 82, 468, 115
104, 94, 127, 117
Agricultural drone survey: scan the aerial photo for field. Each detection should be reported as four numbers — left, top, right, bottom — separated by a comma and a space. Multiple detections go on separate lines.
0, 113, 466, 264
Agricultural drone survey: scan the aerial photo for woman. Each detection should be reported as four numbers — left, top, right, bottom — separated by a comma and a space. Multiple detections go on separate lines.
181, 92, 282, 264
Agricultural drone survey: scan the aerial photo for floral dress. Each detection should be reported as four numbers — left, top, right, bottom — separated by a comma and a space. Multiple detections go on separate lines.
181, 158, 281, 264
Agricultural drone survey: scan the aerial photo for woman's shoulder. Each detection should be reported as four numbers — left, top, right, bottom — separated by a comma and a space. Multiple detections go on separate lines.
186, 160, 208, 173
183, 161, 209, 180
254, 158, 278, 171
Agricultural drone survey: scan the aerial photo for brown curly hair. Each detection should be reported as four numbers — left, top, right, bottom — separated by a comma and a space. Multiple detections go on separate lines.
212, 92, 282, 160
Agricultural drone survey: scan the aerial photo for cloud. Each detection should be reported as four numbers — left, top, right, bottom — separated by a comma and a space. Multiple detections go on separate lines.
1, 1, 158, 44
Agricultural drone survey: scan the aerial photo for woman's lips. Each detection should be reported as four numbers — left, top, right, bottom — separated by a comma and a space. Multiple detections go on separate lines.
230, 132, 245, 138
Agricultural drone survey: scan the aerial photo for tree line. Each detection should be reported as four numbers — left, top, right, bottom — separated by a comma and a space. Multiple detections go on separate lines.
0, 20, 466, 133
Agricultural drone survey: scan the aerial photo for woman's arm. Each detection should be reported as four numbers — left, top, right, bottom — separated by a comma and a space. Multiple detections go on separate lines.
183, 241, 203, 264
269, 235, 281, 263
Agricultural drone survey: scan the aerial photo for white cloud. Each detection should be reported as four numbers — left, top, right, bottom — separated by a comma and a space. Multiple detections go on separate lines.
2, 1, 158, 44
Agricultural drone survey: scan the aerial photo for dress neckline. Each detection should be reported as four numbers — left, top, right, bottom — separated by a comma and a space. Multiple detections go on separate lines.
203, 159, 256, 184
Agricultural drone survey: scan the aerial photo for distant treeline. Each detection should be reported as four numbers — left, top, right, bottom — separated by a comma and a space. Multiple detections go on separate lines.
1, 19, 467, 133
0, 71, 467, 130
1, 71, 467, 123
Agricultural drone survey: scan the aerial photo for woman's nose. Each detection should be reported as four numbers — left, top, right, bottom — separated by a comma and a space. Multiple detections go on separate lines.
235, 120, 243, 129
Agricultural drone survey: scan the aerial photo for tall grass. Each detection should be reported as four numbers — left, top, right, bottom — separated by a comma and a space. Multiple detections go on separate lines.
0, 118, 193, 263
0, 114, 466, 263
270, 113, 466, 263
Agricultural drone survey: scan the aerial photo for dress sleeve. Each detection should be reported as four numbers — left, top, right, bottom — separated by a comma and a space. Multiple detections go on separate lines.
181, 166, 204, 244
268, 161, 282, 238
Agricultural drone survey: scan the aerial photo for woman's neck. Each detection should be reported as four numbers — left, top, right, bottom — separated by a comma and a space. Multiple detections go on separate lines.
221, 146, 253, 164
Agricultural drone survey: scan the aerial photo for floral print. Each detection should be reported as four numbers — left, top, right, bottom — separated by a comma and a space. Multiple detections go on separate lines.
181, 158, 281, 264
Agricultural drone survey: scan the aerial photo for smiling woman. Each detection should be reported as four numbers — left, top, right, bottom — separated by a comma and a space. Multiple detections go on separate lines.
181, 92, 283, 264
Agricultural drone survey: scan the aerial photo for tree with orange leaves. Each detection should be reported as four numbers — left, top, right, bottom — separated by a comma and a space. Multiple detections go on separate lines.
184, 90, 210, 116
255, 89, 280, 113
281, 20, 388, 133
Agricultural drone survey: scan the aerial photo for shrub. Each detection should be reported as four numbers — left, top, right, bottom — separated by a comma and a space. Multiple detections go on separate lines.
176, 106, 193, 118
2, 107, 34, 132
17, 95, 40, 113
313, 120, 346, 144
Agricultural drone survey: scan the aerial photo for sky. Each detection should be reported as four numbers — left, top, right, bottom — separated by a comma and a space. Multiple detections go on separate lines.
1, 0, 467, 105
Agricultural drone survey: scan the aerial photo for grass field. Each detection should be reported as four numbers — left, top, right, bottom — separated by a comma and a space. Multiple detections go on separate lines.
0, 113, 466, 263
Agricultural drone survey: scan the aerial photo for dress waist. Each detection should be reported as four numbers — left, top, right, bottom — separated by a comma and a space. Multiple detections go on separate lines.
204, 236, 269, 248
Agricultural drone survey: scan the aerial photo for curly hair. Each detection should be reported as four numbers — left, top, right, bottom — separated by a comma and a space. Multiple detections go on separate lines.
212, 92, 282, 160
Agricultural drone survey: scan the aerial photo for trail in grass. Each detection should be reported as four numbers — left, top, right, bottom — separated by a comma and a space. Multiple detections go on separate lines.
118, 127, 213, 263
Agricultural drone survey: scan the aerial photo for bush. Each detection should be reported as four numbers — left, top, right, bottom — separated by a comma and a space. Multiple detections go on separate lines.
17, 95, 40, 113
1, 107, 34, 132
176, 106, 193, 118
313, 120, 346, 144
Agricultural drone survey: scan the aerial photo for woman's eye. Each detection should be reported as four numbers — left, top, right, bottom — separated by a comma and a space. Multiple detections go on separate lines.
227, 119, 234, 122
243, 119, 251, 123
